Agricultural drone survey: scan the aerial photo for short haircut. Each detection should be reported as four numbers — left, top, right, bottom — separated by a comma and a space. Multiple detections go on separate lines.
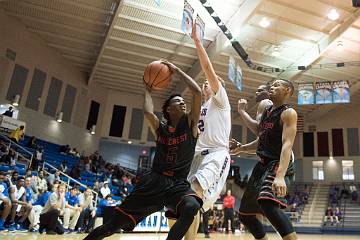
162, 94, 182, 124
279, 79, 294, 96
271, 79, 294, 96
258, 84, 270, 91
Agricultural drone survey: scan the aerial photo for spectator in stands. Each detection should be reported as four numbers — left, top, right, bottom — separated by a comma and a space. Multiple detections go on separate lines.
2, 106, 14, 117
0, 140, 8, 154
25, 168, 32, 178
31, 147, 43, 171
63, 187, 81, 233
59, 145, 70, 154
9, 125, 25, 143
47, 170, 60, 185
35, 170, 48, 194
0, 172, 12, 231
1, 149, 16, 166
8, 176, 32, 231
11, 171, 19, 183
60, 161, 67, 173
77, 188, 96, 233
24, 176, 40, 231
26, 136, 38, 149
350, 185, 358, 202
223, 189, 235, 234
97, 194, 120, 217
92, 181, 100, 195
324, 207, 334, 226
100, 181, 111, 198
70, 164, 80, 180
334, 207, 342, 224
69, 148, 80, 157
39, 183, 66, 234
290, 203, 298, 213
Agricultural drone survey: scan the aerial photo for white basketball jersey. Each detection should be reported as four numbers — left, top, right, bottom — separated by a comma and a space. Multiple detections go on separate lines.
196, 85, 231, 153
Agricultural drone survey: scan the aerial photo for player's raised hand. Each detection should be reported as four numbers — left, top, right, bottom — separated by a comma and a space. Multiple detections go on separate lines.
160, 60, 179, 73
237, 99, 248, 112
191, 18, 199, 42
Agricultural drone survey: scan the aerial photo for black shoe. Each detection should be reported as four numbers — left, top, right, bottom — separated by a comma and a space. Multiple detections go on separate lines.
205, 233, 210, 238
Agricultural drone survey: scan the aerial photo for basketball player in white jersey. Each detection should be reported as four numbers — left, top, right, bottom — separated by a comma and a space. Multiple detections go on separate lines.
185, 19, 232, 240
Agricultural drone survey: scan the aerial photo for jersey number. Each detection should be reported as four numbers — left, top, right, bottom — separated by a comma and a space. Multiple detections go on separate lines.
166, 146, 178, 163
198, 120, 205, 132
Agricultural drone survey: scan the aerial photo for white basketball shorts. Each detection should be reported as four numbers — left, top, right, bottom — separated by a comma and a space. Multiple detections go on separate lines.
187, 149, 230, 211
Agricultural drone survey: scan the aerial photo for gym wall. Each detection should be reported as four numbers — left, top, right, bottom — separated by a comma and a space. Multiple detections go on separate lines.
0, 10, 108, 153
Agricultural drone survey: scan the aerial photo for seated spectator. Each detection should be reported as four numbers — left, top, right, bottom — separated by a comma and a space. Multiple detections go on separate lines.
26, 136, 38, 149
290, 203, 298, 212
70, 165, 81, 180
9, 125, 25, 143
100, 181, 111, 199
24, 176, 41, 232
77, 188, 96, 233
8, 176, 32, 231
11, 171, 19, 184
35, 170, 48, 195
63, 187, 81, 233
0, 172, 12, 231
69, 148, 80, 157
1, 149, 16, 166
334, 207, 342, 224
350, 185, 358, 202
0, 140, 8, 154
39, 183, 66, 234
96, 194, 121, 217
92, 181, 100, 195
59, 145, 70, 154
47, 170, 60, 186
60, 161, 67, 173
324, 207, 334, 226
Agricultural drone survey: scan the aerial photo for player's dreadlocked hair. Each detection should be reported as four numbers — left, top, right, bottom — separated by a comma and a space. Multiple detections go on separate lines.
162, 94, 182, 125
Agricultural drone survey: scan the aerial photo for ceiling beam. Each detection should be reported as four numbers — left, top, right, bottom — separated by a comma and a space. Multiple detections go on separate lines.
109, 36, 196, 59
257, 10, 329, 34
88, 0, 124, 85
113, 25, 194, 48
278, 9, 360, 80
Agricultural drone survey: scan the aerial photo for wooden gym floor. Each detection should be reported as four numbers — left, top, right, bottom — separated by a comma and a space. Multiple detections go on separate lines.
0, 232, 359, 240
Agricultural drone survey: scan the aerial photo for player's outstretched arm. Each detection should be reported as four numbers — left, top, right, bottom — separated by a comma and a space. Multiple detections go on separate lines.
272, 108, 297, 197
229, 138, 259, 156
144, 87, 160, 137
161, 60, 202, 136
191, 20, 220, 94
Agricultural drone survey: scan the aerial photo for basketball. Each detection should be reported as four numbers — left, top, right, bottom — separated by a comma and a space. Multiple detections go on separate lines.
143, 61, 172, 90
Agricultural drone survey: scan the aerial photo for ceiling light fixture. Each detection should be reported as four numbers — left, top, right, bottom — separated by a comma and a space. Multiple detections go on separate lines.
56, 112, 63, 123
328, 9, 339, 21
90, 125, 96, 135
259, 17, 270, 28
272, 46, 280, 57
12, 94, 20, 107
337, 40, 344, 50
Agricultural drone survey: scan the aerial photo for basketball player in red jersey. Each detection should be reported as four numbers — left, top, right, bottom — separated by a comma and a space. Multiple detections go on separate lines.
231, 79, 298, 240
84, 61, 202, 240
